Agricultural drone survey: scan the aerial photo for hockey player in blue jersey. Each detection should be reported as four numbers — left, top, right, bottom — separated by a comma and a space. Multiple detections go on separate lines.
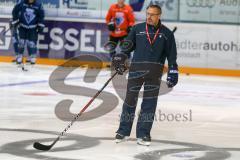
9, 19, 19, 63
11, 0, 45, 65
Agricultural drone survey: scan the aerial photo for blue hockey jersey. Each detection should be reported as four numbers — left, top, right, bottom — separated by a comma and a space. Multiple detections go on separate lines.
12, 0, 45, 29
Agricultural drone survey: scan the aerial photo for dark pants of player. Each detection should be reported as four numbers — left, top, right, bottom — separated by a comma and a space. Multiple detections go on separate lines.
116, 70, 162, 138
18, 27, 38, 57
109, 35, 130, 58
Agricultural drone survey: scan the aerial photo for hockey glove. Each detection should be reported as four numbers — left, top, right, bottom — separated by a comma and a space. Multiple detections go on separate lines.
108, 22, 115, 31
167, 65, 178, 88
127, 26, 132, 33
112, 53, 128, 75
10, 20, 19, 29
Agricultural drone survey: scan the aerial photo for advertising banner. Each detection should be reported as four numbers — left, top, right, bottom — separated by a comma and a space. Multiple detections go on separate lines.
0, 0, 179, 20
0, 18, 239, 70
0, 18, 110, 60
60, 0, 179, 20
174, 23, 240, 70
0, 0, 59, 16
0, 0, 16, 15
180, 0, 240, 23
132, 0, 179, 21
41, 0, 59, 16
1, 0, 240, 23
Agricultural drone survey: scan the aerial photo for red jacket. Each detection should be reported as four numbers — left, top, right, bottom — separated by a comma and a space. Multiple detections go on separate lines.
106, 4, 135, 37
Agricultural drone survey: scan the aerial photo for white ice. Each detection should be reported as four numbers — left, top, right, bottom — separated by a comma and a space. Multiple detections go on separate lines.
0, 62, 240, 160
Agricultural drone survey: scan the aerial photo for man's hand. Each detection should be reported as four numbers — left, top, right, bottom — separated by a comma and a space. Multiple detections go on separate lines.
10, 20, 19, 29
167, 65, 178, 88
112, 53, 128, 75
127, 26, 132, 33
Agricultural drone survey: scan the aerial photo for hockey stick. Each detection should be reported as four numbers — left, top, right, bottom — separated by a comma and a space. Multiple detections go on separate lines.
33, 71, 118, 151
172, 26, 177, 33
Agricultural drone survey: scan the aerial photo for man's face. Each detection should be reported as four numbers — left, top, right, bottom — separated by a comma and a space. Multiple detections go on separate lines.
146, 7, 161, 26
117, 0, 125, 7
28, 0, 34, 4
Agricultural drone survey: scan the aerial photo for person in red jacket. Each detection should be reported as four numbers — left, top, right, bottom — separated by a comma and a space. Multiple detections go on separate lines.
105, 0, 135, 58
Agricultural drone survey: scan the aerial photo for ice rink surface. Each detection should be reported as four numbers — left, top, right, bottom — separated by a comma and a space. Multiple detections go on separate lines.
0, 62, 240, 160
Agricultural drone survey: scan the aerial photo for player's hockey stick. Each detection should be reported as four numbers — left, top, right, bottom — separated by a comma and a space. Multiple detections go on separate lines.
172, 26, 177, 33
33, 71, 118, 151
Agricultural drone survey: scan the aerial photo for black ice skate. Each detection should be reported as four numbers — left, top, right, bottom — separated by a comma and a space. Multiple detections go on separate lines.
115, 133, 129, 143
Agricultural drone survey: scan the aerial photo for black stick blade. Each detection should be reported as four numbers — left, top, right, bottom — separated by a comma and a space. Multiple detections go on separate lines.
22, 67, 28, 72
33, 142, 52, 151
